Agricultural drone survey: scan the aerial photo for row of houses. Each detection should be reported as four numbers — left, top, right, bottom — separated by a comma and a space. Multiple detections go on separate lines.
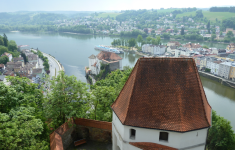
0, 50, 46, 84
193, 56, 235, 80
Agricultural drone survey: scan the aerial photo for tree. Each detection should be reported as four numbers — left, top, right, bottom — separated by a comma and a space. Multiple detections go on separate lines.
181, 27, 185, 35
226, 31, 234, 39
195, 10, 204, 18
162, 33, 170, 39
146, 36, 152, 44
3, 33, 8, 47
0, 36, 4, 46
0, 77, 49, 149
174, 28, 178, 33
21, 52, 28, 64
44, 71, 90, 129
156, 36, 161, 45
128, 38, 137, 50
151, 30, 155, 34
89, 86, 116, 121
207, 21, 211, 34
144, 28, 148, 34
0, 55, 9, 64
211, 34, 216, 42
207, 110, 235, 150
137, 35, 143, 47
0, 107, 48, 150
8, 40, 17, 52
202, 45, 209, 49
0, 46, 8, 56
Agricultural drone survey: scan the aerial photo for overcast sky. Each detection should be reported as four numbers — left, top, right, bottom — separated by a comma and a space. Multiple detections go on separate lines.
1, 0, 235, 12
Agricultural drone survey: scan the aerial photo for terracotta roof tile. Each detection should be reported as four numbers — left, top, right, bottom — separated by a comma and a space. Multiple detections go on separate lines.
111, 58, 211, 132
130, 142, 178, 150
96, 51, 122, 61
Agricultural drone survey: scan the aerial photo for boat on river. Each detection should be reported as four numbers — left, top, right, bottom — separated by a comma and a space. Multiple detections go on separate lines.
94, 45, 124, 54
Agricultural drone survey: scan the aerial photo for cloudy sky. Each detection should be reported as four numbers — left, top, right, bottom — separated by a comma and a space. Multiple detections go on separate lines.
1, 0, 235, 12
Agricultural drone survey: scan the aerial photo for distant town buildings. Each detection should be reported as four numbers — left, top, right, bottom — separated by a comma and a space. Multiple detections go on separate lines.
142, 44, 166, 55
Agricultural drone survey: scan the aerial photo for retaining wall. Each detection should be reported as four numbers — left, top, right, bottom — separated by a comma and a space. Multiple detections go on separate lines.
198, 71, 235, 89
50, 118, 112, 150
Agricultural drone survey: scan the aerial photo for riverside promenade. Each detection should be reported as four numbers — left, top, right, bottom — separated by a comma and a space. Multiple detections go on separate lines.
32, 49, 64, 78
199, 71, 235, 89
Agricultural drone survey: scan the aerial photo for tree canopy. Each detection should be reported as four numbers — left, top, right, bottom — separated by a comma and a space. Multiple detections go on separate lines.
44, 71, 90, 129
207, 110, 235, 150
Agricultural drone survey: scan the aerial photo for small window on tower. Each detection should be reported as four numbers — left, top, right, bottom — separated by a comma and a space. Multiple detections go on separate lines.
130, 129, 136, 140
159, 132, 168, 142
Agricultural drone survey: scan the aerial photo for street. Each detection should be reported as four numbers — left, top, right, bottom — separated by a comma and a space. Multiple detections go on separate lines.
42, 53, 61, 78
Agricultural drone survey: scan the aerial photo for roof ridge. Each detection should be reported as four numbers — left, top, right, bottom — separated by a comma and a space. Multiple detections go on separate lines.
123, 59, 140, 125
192, 58, 211, 126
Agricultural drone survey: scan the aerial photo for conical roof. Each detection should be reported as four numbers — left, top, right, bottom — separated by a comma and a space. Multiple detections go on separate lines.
111, 58, 211, 132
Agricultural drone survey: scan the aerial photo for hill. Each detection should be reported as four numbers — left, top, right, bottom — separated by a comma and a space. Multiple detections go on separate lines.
176, 11, 235, 22
96, 12, 122, 19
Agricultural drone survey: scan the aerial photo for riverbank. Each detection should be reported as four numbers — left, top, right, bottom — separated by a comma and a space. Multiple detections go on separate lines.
198, 71, 235, 89
32, 49, 64, 77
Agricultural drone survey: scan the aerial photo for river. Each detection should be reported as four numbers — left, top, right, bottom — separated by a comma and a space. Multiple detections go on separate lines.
2, 31, 235, 131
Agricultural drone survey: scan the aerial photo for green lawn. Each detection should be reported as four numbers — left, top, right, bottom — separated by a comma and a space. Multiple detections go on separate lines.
95, 13, 122, 19
176, 11, 235, 22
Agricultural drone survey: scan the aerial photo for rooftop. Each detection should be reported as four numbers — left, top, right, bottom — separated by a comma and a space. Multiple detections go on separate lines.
111, 58, 211, 132
130, 142, 177, 150
96, 51, 122, 61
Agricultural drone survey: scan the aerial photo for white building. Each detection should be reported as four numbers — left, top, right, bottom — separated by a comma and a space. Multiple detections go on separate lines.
142, 44, 166, 55
1, 52, 12, 62
218, 62, 232, 79
88, 51, 123, 75
211, 61, 222, 75
111, 58, 212, 150
175, 48, 194, 57
206, 57, 217, 71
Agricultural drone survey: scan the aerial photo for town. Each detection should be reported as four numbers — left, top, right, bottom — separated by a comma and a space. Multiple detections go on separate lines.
1, 4, 235, 150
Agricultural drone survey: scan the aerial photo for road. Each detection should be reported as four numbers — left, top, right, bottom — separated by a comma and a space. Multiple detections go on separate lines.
42, 53, 61, 78
32, 49, 61, 78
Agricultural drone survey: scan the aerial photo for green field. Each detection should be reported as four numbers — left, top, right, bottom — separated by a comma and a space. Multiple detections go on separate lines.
157, 8, 179, 13
176, 11, 235, 22
96, 13, 122, 19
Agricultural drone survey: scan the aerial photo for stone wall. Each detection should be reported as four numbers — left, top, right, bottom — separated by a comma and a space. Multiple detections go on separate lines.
50, 118, 112, 150
102, 60, 120, 71
198, 71, 235, 88
74, 125, 112, 143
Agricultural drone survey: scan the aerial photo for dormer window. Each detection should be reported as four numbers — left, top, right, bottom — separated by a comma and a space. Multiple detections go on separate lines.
130, 129, 136, 140
159, 132, 168, 142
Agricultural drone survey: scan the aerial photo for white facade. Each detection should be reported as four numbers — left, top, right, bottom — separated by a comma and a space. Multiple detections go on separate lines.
112, 112, 208, 150
142, 44, 165, 55
211, 61, 221, 75
88, 56, 101, 75
175, 49, 192, 57
9, 55, 12, 62
218, 62, 232, 79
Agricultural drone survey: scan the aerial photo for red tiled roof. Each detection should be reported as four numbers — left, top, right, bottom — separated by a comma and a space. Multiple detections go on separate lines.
96, 51, 122, 61
111, 58, 211, 132
130, 142, 178, 150
1, 52, 12, 57
0, 64, 5, 68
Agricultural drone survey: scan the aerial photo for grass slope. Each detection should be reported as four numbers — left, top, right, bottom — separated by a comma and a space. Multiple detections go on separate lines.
176, 11, 235, 22
157, 8, 179, 13
96, 13, 122, 19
